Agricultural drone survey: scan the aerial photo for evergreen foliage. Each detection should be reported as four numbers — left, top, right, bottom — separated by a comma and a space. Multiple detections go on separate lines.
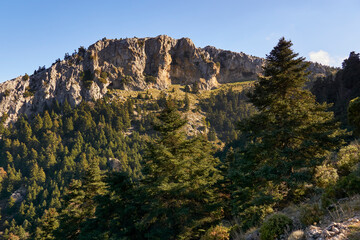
312, 51, 360, 126
0, 98, 146, 238
139, 99, 223, 239
56, 162, 105, 239
200, 88, 256, 142
348, 96, 360, 137
0, 38, 357, 239
184, 93, 190, 111
229, 38, 346, 229
259, 213, 292, 240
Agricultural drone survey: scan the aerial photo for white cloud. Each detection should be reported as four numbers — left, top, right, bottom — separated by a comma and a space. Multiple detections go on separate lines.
308, 50, 346, 67
309, 50, 331, 65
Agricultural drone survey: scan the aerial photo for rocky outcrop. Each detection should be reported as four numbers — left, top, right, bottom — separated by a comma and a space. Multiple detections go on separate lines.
11, 186, 27, 203
306, 217, 360, 240
0, 35, 335, 124
203, 46, 264, 83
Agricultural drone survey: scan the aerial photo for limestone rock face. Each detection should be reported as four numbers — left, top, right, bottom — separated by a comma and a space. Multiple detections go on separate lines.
0, 35, 334, 124
203, 46, 265, 83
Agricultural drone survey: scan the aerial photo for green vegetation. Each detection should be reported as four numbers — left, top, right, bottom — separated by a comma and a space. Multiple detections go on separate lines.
1, 38, 360, 239
201, 225, 230, 240
23, 86, 35, 98
137, 39, 145, 48
99, 71, 108, 84
192, 82, 200, 93
139, 100, 223, 239
299, 203, 323, 226
100, 71, 108, 79
259, 213, 292, 240
22, 74, 29, 81
0, 98, 145, 238
348, 96, 360, 137
229, 38, 346, 229
184, 93, 190, 111
121, 74, 133, 85
144, 74, 157, 84
80, 70, 94, 88
199, 88, 256, 142
312, 51, 360, 125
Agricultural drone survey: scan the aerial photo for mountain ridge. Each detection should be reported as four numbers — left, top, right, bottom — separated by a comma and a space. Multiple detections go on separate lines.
0, 35, 335, 124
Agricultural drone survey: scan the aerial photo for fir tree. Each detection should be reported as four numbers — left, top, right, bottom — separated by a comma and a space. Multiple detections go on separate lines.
140, 99, 223, 239
35, 208, 59, 240
230, 38, 346, 229
43, 111, 53, 130
56, 161, 105, 239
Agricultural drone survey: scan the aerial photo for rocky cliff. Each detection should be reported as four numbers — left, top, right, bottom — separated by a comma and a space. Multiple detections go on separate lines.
0, 35, 334, 124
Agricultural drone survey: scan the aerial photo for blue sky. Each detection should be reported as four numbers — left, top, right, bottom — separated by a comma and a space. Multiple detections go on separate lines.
0, 0, 359, 82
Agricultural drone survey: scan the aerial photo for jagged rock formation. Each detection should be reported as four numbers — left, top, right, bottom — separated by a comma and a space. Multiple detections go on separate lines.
0, 35, 334, 124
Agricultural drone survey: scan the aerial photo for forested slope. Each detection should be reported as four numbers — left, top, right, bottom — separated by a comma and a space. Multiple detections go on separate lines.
0, 38, 359, 240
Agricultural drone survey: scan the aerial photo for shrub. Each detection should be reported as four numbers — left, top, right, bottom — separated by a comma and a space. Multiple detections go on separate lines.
314, 164, 339, 188
299, 204, 323, 226
23, 86, 35, 98
336, 143, 360, 176
98, 71, 108, 84
23, 91, 34, 98
145, 75, 157, 84
99, 78, 107, 84
259, 213, 292, 240
22, 74, 29, 81
100, 71, 108, 79
94, 69, 101, 75
239, 205, 274, 231
80, 70, 94, 89
121, 75, 133, 85
338, 172, 360, 195
201, 225, 230, 240
4, 90, 10, 97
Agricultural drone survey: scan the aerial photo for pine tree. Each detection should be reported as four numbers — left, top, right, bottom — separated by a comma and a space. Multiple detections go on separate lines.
348, 96, 360, 137
78, 171, 140, 239
64, 117, 74, 134
140, 99, 223, 239
35, 208, 59, 240
56, 161, 105, 239
230, 38, 346, 229
192, 82, 200, 94
63, 99, 72, 116
43, 111, 53, 130
208, 127, 217, 141
184, 93, 190, 111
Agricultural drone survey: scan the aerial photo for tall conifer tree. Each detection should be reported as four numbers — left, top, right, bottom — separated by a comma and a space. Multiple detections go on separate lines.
230, 38, 346, 229
56, 161, 105, 239
140, 99, 223, 239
